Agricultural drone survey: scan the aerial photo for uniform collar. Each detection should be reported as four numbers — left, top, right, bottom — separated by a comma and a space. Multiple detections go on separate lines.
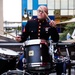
37, 18, 47, 23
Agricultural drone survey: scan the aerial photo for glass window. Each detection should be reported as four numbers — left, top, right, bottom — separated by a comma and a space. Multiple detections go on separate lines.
47, 0, 54, 9
73, 10, 75, 15
3, 0, 21, 22
33, 10, 37, 16
69, 0, 73, 9
61, 10, 68, 15
38, 0, 47, 4
48, 10, 54, 16
74, 3, 75, 9
69, 10, 73, 15
61, 0, 68, 9
55, 0, 60, 9
27, 0, 33, 10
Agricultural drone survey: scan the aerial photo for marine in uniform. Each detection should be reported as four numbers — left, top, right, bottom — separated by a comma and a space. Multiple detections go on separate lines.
20, 18, 59, 42
16, 6, 63, 75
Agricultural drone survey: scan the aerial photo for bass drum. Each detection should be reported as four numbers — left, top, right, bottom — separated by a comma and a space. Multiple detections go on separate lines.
24, 39, 52, 71
0, 48, 18, 74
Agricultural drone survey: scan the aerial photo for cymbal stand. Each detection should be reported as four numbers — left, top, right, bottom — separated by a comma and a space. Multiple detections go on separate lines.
24, 70, 31, 75
65, 45, 70, 60
49, 40, 55, 62
61, 45, 70, 75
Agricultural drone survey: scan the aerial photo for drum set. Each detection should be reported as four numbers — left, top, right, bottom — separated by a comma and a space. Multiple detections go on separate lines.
0, 39, 70, 75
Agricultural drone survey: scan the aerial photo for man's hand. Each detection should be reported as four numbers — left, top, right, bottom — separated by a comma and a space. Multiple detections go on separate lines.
49, 20, 56, 27
15, 36, 22, 42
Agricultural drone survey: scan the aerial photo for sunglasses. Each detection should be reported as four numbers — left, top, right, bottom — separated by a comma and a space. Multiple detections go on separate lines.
37, 10, 44, 13
37, 9, 48, 14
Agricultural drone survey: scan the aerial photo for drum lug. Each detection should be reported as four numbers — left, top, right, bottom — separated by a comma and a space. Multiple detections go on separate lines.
40, 56, 42, 61
40, 44, 42, 48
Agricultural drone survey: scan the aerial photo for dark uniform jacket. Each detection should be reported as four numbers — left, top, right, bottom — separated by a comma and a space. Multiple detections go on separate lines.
21, 18, 59, 42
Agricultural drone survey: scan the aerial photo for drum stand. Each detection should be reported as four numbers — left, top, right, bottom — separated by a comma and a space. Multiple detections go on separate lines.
23, 63, 51, 75
49, 40, 71, 75
61, 45, 70, 75
49, 40, 55, 62
23, 70, 31, 75
23, 66, 50, 75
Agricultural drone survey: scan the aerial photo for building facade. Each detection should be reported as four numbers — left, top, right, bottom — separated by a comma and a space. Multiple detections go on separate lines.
22, 0, 75, 32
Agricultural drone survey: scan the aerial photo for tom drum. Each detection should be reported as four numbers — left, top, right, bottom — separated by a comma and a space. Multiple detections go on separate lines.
24, 39, 52, 71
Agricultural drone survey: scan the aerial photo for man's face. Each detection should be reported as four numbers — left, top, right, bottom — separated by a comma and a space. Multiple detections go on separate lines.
37, 6, 48, 20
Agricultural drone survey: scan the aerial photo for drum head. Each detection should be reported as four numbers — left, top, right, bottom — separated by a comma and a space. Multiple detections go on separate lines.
25, 39, 48, 46
25, 39, 41, 46
0, 48, 18, 56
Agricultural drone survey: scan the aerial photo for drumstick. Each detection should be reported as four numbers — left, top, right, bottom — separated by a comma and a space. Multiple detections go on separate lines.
40, 7, 51, 21
0, 30, 16, 38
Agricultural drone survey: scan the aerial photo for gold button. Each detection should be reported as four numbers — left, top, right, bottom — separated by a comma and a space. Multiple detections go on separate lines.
38, 33, 40, 36
39, 23, 41, 25
39, 26, 41, 28
38, 30, 40, 32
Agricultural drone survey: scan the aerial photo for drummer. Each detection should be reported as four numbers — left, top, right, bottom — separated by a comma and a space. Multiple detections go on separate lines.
16, 5, 59, 42
15, 5, 64, 75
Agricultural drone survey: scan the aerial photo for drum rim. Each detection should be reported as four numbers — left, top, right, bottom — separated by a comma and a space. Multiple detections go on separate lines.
25, 39, 41, 45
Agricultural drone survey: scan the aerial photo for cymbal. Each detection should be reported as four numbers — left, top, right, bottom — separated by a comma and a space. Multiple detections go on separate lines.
62, 39, 75, 43
0, 48, 18, 56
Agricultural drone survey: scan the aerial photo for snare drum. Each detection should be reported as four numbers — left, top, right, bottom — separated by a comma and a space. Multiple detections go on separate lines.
24, 39, 52, 70
0, 48, 18, 74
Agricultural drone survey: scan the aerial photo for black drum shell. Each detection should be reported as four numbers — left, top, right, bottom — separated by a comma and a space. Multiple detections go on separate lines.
0, 57, 16, 74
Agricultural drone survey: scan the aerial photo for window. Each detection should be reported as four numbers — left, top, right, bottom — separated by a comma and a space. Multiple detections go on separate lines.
3, 0, 21, 22
69, 0, 73, 9
55, 0, 60, 9
61, 0, 68, 9
47, 0, 54, 9
61, 10, 68, 15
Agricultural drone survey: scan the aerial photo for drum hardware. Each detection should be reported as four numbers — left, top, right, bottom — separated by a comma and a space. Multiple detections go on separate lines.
49, 40, 55, 62
56, 56, 70, 63
54, 45, 70, 75
62, 45, 70, 74
22, 57, 27, 69
49, 44, 55, 62
20, 43, 26, 51
55, 45, 70, 63
26, 62, 51, 67
65, 45, 70, 61
1, 69, 31, 75
49, 41, 71, 75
